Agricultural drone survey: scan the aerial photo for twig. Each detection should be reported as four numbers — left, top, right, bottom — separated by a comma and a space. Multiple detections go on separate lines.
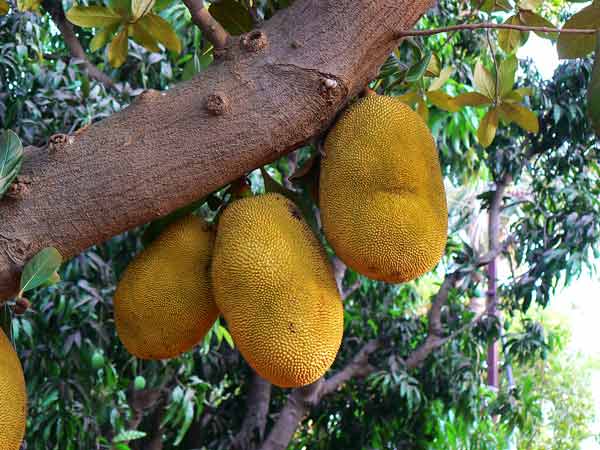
182, 0, 231, 50
398, 22, 597, 38
42, 0, 115, 89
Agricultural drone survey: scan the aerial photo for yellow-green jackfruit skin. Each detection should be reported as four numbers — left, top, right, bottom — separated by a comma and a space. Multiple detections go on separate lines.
320, 95, 448, 283
114, 215, 219, 360
0, 328, 27, 450
212, 193, 343, 388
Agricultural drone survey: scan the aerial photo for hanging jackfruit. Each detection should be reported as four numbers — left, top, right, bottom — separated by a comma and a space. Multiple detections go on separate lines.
320, 95, 448, 283
211, 193, 343, 388
114, 215, 219, 359
0, 328, 27, 450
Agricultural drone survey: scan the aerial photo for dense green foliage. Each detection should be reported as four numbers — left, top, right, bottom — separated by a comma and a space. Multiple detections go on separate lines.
2, 0, 600, 449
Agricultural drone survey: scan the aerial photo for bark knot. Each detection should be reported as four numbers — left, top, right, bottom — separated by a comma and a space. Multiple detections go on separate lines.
319, 76, 345, 104
241, 30, 268, 52
48, 133, 74, 154
0, 233, 32, 265
205, 93, 230, 115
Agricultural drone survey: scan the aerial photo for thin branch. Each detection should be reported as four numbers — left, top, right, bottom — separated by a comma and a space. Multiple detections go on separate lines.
399, 22, 597, 38
182, 0, 231, 50
42, 0, 115, 90
233, 371, 272, 450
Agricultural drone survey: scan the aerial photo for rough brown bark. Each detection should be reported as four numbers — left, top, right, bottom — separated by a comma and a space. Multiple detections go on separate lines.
0, 0, 436, 301
42, 0, 115, 89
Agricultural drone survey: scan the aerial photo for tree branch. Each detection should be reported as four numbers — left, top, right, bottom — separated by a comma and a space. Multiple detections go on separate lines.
233, 371, 272, 450
42, 0, 115, 90
0, 0, 437, 301
182, 0, 230, 50
399, 22, 597, 38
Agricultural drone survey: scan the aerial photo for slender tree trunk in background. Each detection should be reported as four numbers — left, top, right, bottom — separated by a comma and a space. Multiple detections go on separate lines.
486, 175, 510, 388
0, 0, 437, 302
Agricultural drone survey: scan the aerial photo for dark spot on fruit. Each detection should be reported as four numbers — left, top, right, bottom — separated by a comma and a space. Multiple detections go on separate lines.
288, 322, 296, 333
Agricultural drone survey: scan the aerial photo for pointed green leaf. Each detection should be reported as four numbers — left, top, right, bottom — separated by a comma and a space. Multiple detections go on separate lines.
0, 130, 24, 199
139, 13, 181, 53
131, 0, 154, 21
416, 96, 429, 123
474, 60, 496, 100
113, 430, 147, 443
499, 102, 539, 133
499, 15, 528, 53
19, 247, 63, 295
425, 53, 441, 77
129, 22, 160, 52
208, 0, 253, 35
108, 28, 129, 68
499, 55, 518, 98
519, 10, 558, 40
557, 4, 600, 59
428, 66, 454, 91
454, 92, 492, 107
90, 23, 121, 52
406, 51, 432, 83
397, 90, 421, 107
66, 5, 123, 28
426, 90, 460, 112
477, 107, 500, 148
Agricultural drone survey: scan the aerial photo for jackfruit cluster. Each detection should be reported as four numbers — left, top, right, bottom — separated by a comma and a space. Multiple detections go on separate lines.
0, 328, 27, 450
112, 93, 446, 389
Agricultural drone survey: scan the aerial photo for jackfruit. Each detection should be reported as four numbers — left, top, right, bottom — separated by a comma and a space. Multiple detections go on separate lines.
212, 193, 343, 388
320, 95, 448, 283
0, 328, 27, 450
114, 215, 219, 359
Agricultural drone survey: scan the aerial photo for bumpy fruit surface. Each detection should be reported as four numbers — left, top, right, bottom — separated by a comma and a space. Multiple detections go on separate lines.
212, 193, 343, 388
114, 215, 218, 359
320, 95, 448, 283
0, 328, 27, 450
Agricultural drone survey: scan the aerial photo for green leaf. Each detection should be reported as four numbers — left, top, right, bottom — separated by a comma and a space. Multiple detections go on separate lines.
109, 0, 131, 15
499, 15, 528, 54
89, 23, 120, 52
0, 129, 24, 199
0, 0, 9, 15
139, 13, 181, 53
16, 0, 41, 12
477, 107, 500, 148
173, 400, 194, 445
588, 31, 600, 135
19, 247, 63, 295
416, 96, 429, 123
425, 53, 441, 77
113, 430, 147, 443
474, 60, 496, 100
557, 4, 600, 59
108, 28, 129, 68
519, 10, 558, 40
397, 90, 420, 107
499, 54, 518, 98
65, 5, 123, 28
130, 0, 154, 21
454, 92, 492, 107
219, 324, 234, 349
129, 22, 160, 52
428, 66, 454, 91
499, 102, 539, 133
208, 0, 253, 35
426, 90, 460, 112
405, 51, 432, 83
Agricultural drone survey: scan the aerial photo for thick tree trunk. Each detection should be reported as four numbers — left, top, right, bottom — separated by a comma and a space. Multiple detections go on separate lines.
0, 0, 435, 300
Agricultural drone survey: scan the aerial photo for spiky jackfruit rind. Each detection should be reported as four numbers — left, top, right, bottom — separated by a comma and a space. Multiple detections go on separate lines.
114, 215, 219, 360
0, 328, 27, 450
320, 95, 448, 283
211, 193, 344, 388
